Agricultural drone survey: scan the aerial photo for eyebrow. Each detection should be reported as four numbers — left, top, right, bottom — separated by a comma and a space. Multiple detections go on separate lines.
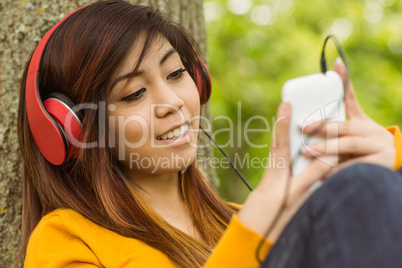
111, 48, 178, 90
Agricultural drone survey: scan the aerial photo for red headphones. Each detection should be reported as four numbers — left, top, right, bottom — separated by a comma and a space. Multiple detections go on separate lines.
25, 4, 212, 166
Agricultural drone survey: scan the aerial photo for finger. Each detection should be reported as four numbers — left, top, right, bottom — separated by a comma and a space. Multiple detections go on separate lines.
302, 119, 373, 138
302, 119, 344, 138
262, 102, 291, 182
303, 136, 379, 157
333, 57, 351, 93
270, 102, 291, 162
333, 58, 368, 120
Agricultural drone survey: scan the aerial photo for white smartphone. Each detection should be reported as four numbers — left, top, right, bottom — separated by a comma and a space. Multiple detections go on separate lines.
281, 70, 346, 176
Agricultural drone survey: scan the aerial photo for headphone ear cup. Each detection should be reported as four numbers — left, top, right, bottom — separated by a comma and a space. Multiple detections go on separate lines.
196, 58, 212, 103
43, 92, 83, 159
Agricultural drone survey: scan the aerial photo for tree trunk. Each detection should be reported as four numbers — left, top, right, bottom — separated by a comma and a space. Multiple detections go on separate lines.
0, 0, 213, 266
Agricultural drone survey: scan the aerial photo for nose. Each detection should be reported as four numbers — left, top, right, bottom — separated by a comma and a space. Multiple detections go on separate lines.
153, 87, 185, 118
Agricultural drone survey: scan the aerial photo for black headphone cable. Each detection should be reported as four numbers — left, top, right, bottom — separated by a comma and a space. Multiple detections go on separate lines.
200, 126, 253, 192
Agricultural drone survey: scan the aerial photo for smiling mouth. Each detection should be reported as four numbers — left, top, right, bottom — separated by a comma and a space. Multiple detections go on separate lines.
156, 123, 190, 140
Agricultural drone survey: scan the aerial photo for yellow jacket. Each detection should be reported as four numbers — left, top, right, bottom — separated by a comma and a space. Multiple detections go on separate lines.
24, 126, 402, 267
387, 126, 402, 169
24, 209, 271, 267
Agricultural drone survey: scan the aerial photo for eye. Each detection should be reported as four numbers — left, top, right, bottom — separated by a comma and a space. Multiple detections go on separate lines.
167, 68, 187, 80
121, 88, 146, 102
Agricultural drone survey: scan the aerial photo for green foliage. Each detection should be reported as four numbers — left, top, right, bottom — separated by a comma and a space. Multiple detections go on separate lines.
204, 0, 402, 202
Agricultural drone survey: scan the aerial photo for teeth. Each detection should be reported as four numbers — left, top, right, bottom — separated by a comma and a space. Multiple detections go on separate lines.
158, 124, 189, 140
173, 128, 180, 137
179, 124, 186, 135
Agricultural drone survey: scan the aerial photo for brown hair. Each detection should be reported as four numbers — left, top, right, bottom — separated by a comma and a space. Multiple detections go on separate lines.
17, 1, 235, 267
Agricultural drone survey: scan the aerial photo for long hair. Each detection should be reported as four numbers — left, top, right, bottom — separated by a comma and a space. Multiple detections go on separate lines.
17, 1, 236, 267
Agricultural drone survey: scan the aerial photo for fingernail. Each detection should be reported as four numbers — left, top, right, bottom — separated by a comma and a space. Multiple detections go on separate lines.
335, 57, 343, 65
300, 118, 319, 129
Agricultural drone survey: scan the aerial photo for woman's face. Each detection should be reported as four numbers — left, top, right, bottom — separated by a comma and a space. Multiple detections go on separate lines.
108, 36, 201, 176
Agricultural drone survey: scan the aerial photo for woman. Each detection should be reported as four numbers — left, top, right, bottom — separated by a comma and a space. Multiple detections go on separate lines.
17, 1, 402, 267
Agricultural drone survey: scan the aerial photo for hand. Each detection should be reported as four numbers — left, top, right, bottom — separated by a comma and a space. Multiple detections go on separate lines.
238, 102, 333, 243
302, 58, 396, 176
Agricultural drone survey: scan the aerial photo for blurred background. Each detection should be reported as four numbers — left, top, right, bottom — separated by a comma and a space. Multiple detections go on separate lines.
203, 0, 402, 203
1, 1, 401, 265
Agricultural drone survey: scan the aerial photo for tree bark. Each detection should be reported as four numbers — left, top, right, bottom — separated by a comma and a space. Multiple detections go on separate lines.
0, 0, 213, 266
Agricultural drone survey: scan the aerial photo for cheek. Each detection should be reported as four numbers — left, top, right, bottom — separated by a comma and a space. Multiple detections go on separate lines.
184, 83, 201, 113
186, 86, 201, 142
110, 112, 151, 149
125, 116, 149, 144
193, 91, 201, 111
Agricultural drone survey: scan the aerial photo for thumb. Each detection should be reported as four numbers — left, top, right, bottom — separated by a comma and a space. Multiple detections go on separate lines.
333, 57, 367, 120
270, 102, 291, 175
